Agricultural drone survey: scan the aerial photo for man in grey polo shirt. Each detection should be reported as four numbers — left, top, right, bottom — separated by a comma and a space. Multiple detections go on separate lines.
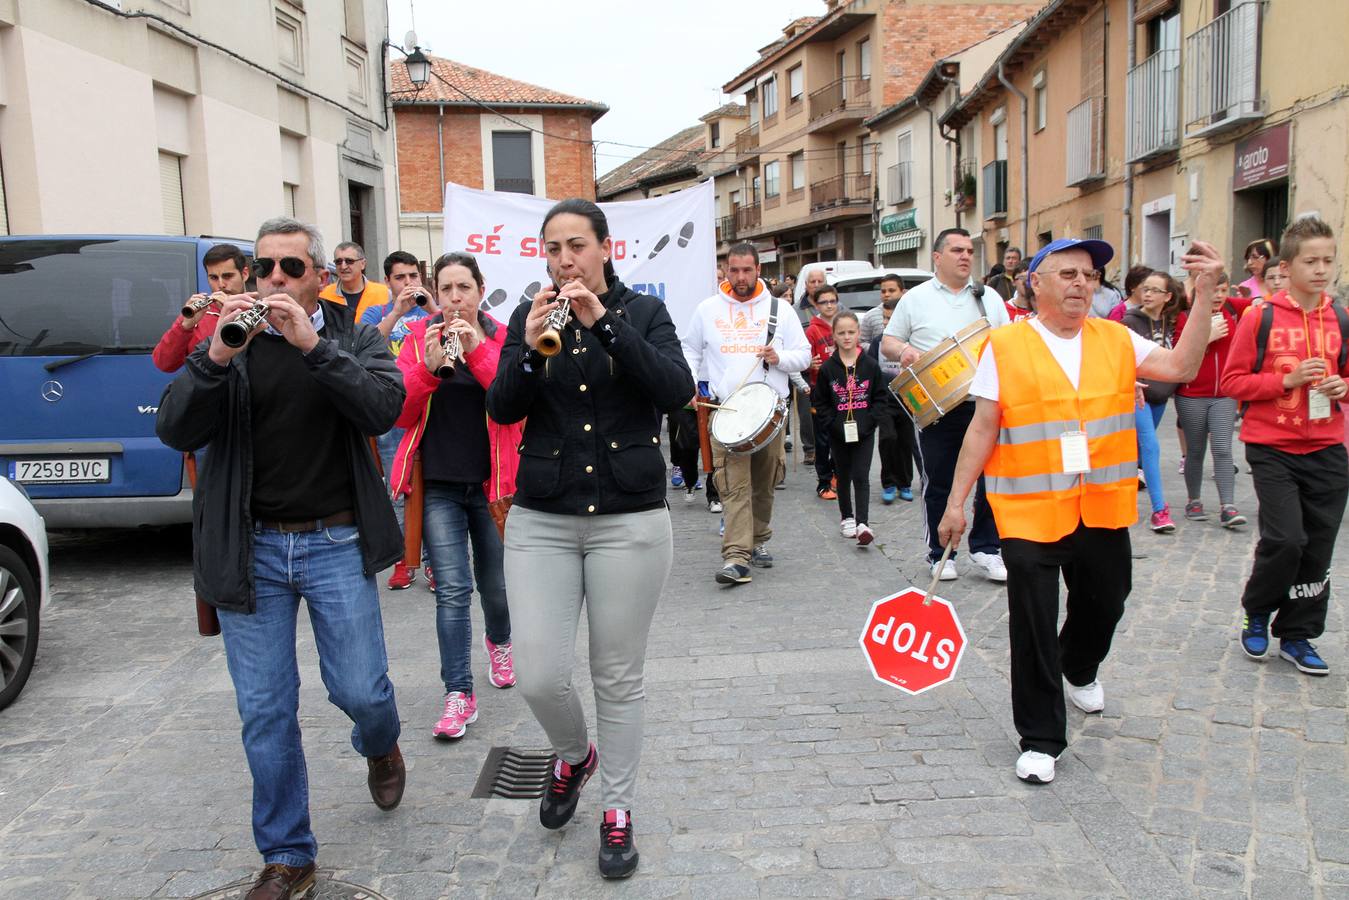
881, 227, 1009, 582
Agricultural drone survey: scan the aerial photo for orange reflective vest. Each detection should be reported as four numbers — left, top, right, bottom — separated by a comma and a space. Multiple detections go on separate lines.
984, 319, 1138, 543
320, 278, 392, 324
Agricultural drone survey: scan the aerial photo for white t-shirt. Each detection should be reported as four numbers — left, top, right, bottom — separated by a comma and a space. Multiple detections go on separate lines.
970, 318, 1158, 401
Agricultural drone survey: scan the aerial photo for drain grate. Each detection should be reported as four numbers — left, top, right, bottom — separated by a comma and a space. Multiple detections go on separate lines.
471, 746, 555, 799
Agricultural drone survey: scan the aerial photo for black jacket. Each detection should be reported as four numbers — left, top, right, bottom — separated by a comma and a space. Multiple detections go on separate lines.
811, 350, 892, 441
487, 278, 694, 516
1122, 308, 1178, 405
155, 300, 405, 613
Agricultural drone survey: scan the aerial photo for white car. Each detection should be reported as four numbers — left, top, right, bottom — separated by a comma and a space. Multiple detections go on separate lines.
792, 259, 875, 308
0, 476, 49, 711
830, 267, 935, 315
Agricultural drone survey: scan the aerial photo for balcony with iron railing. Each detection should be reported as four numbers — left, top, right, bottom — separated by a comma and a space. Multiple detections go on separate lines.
735, 203, 761, 234
887, 161, 913, 206
810, 172, 873, 213
1127, 48, 1180, 162
982, 160, 1008, 220
807, 77, 873, 132
716, 215, 735, 244
1066, 96, 1105, 187
734, 123, 760, 159
495, 177, 534, 194
1185, 0, 1265, 137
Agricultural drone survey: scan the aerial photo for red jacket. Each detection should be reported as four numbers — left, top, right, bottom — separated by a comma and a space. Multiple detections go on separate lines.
1219, 290, 1348, 454
152, 309, 220, 372
1175, 297, 1249, 397
804, 315, 834, 387
389, 312, 522, 502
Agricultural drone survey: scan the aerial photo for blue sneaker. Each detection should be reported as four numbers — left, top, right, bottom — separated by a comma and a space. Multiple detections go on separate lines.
1240, 613, 1269, 659
671, 466, 684, 488
882, 486, 898, 504
899, 487, 914, 502
1280, 638, 1329, 675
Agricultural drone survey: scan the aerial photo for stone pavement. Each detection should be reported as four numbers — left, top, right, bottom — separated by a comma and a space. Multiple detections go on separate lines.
2, 429, 1347, 899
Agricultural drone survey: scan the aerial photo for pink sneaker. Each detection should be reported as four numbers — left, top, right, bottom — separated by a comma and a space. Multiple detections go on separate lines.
485, 636, 515, 688
1149, 505, 1177, 533
432, 691, 477, 740
424, 565, 436, 593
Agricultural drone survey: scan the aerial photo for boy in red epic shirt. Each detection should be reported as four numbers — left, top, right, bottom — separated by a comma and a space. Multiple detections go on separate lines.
1220, 216, 1348, 675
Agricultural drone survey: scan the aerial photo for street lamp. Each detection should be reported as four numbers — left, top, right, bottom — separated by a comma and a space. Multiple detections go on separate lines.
404, 47, 431, 88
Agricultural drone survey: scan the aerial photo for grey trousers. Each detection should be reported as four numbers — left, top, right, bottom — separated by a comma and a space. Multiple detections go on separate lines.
503, 505, 672, 809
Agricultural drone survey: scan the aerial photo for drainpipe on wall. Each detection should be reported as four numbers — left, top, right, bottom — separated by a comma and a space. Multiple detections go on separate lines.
437, 104, 447, 251
1121, 0, 1136, 270
997, 59, 1029, 253
929, 66, 957, 254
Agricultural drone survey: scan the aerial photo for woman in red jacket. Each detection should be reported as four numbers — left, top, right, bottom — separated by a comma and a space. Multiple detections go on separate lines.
390, 251, 522, 741
1174, 271, 1249, 527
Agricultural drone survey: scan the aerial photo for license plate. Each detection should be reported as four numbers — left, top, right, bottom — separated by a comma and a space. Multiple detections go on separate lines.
10, 458, 111, 484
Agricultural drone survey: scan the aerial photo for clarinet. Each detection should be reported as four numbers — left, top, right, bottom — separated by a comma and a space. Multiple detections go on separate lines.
437, 313, 462, 378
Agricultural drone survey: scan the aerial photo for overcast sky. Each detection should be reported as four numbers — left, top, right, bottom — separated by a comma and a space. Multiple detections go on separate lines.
386, 0, 823, 177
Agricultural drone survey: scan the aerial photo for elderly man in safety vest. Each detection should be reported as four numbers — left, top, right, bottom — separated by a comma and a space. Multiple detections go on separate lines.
937, 237, 1224, 785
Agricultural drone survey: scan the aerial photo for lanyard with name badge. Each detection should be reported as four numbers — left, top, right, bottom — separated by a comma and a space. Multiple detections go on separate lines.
1304, 303, 1333, 420
843, 361, 860, 442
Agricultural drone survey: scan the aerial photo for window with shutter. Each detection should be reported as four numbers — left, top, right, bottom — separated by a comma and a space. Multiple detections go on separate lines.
159, 151, 185, 235
283, 183, 298, 217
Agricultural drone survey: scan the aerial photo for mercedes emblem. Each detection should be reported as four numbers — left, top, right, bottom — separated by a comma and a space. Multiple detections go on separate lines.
40, 380, 64, 402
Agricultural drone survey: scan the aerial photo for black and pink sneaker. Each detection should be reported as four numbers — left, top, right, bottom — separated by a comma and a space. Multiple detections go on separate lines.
539, 743, 596, 829
598, 808, 638, 879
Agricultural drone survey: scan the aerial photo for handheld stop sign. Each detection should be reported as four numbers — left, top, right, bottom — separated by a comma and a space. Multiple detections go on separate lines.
859, 545, 968, 695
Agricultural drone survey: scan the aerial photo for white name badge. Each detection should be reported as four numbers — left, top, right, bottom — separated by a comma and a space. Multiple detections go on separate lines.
844, 420, 860, 443
1309, 388, 1332, 420
1060, 430, 1091, 475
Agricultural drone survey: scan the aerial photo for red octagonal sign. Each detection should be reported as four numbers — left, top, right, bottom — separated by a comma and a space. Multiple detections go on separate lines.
858, 587, 967, 695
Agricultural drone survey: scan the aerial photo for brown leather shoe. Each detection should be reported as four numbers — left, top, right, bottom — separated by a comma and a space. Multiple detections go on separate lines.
244, 862, 316, 899
367, 742, 405, 810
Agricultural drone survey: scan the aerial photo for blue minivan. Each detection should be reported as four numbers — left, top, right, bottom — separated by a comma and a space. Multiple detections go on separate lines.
0, 235, 251, 528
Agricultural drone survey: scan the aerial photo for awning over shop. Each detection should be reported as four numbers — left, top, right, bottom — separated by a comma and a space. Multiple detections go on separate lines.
875, 229, 923, 254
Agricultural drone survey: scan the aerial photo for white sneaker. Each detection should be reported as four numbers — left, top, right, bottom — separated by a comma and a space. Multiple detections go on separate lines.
840, 517, 857, 538
855, 523, 874, 546
1065, 678, 1105, 713
931, 558, 958, 581
709, 500, 723, 514
970, 551, 1008, 582
1016, 750, 1056, 784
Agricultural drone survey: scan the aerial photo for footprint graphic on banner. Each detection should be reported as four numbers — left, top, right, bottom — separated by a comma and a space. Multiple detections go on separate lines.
646, 221, 696, 259
519, 281, 541, 305
483, 288, 507, 311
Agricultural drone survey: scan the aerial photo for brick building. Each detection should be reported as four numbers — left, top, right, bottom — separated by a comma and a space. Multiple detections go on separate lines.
389, 54, 607, 263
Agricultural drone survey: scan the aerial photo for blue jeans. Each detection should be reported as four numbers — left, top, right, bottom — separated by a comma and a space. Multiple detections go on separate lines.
376, 427, 406, 529
423, 481, 510, 695
1136, 401, 1168, 514
218, 524, 401, 867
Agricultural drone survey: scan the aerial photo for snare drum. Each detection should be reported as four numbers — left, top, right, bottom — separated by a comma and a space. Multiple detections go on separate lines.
888, 319, 992, 429
709, 382, 789, 455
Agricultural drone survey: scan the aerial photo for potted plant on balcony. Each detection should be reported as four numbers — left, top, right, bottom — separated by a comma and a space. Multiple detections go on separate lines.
954, 171, 977, 211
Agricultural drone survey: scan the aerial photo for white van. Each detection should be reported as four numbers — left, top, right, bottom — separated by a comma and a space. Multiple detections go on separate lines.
792, 259, 874, 307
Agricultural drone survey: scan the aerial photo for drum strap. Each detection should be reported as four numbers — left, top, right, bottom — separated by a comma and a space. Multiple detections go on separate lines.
970, 281, 992, 320
762, 294, 780, 374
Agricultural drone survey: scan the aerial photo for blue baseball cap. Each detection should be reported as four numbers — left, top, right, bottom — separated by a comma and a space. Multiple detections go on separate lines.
1027, 237, 1114, 274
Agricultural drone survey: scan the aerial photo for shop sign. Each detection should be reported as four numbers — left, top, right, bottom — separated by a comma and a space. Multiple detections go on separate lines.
1233, 124, 1290, 191
880, 208, 919, 235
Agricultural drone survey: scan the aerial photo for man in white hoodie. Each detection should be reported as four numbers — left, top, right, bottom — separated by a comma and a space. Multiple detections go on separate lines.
683, 243, 812, 585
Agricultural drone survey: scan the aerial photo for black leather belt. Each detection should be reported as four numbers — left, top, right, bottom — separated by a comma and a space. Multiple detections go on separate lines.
256, 509, 356, 533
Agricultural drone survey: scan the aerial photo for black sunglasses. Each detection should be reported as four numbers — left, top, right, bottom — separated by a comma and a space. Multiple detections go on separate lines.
252, 257, 311, 279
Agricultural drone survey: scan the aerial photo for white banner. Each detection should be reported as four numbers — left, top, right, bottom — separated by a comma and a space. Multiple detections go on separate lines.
443, 180, 717, 333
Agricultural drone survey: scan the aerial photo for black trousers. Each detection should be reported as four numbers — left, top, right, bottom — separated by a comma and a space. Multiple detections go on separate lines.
812, 404, 834, 487
916, 401, 999, 562
669, 407, 720, 503
832, 430, 875, 524
1241, 442, 1348, 640
878, 406, 917, 490
1002, 523, 1132, 756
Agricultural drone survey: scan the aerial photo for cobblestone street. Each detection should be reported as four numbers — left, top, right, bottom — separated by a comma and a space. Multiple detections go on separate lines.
2, 432, 1347, 899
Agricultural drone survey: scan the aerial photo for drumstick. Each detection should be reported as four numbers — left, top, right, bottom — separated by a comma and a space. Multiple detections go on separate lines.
695, 401, 738, 412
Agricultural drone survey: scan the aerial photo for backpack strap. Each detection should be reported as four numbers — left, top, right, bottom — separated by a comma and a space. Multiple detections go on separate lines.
1332, 302, 1349, 371
1251, 302, 1275, 373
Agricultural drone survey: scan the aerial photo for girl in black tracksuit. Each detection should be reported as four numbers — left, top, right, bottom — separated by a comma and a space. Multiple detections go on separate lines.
811, 311, 891, 546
